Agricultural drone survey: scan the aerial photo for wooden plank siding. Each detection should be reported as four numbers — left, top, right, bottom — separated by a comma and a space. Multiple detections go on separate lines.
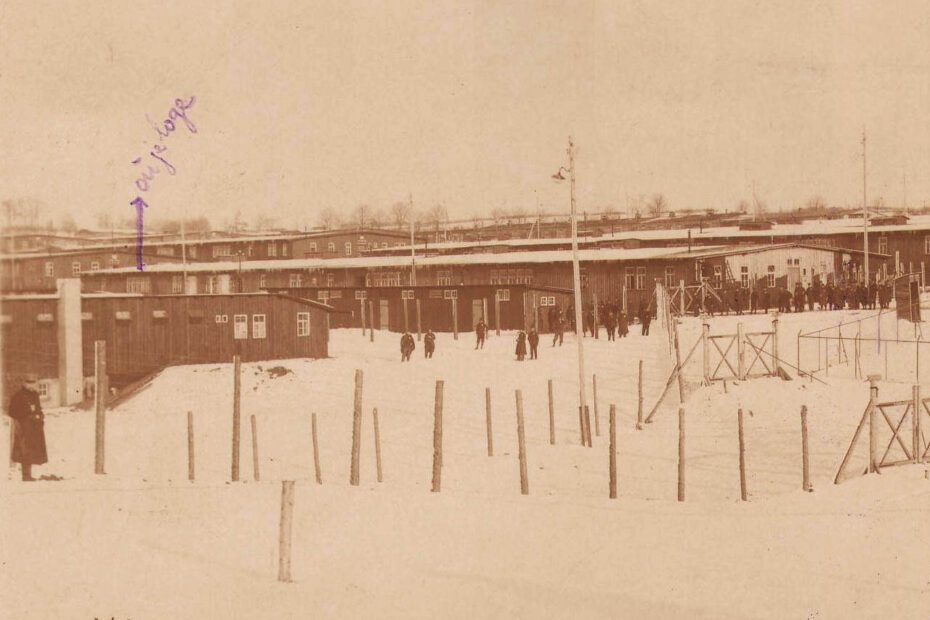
0, 297, 60, 399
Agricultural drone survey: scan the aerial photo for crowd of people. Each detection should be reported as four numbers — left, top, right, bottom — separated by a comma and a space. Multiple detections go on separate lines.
697, 279, 894, 317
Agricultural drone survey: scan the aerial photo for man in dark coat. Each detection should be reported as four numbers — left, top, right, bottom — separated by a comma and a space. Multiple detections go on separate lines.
640, 305, 652, 336
475, 318, 487, 350
528, 327, 540, 360
604, 311, 617, 341
8, 374, 47, 481
552, 312, 564, 347
618, 311, 629, 337
400, 332, 415, 361
424, 330, 436, 359
515, 330, 527, 361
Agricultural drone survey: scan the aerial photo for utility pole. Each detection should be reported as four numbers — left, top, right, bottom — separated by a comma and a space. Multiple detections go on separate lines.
409, 193, 416, 286
567, 137, 588, 423
862, 129, 869, 284
903, 171, 908, 217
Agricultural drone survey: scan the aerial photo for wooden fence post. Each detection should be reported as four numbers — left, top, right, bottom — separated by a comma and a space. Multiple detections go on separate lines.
311, 412, 322, 484
548, 379, 555, 445
584, 405, 593, 447
702, 322, 710, 384
736, 322, 746, 380
495, 294, 501, 336
578, 405, 585, 446
609, 404, 617, 499
738, 408, 747, 501
231, 354, 241, 482
679, 280, 685, 315
277, 480, 295, 583
360, 298, 366, 336
416, 299, 422, 341
516, 390, 529, 495
250, 414, 260, 482
350, 369, 363, 486
800, 405, 811, 492
771, 317, 780, 377
673, 320, 685, 403
482, 298, 489, 334
636, 360, 644, 430
677, 407, 686, 502
485, 387, 493, 456
187, 411, 194, 482
452, 297, 459, 340
431, 380, 444, 492
368, 300, 375, 343
593, 292, 599, 339
94, 340, 107, 475
373, 407, 383, 483
403, 297, 409, 333
592, 374, 601, 437
868, 376, 879, 473
915, 384, 922, 464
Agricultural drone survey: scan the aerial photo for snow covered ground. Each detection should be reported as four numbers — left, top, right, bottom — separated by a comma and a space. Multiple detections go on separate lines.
3, 312, 930, 619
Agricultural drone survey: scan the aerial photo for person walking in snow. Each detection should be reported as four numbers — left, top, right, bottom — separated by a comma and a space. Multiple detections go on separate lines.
400, 332, 415, 361
528, 327, 540, 360
7, 373, 47, 482
424, 329, 436, 359
515, 330, 527, 361
475, 318, 487, 349
552, 313, 564, 347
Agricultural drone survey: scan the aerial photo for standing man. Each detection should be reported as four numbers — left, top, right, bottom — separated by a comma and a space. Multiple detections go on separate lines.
552, 311, 564, 347
515, 330, 527, 361
8, 373, 47, 482
475, 318, 487, 350
424, 329, 436, 359
528, 327, 540, 360
604, 311, 617, 341
640, 304, 652, 336
400, 332, 415, 361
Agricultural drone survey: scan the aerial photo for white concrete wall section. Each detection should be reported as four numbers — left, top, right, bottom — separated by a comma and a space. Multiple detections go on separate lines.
724, 248, 842, 287
56, 278, 84, 406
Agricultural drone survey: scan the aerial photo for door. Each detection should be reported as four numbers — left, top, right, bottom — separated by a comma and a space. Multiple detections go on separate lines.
787, 266, 800, 289
472, 299, 484, 328
218, 274, 232, 294
379, 299, 389, 330
185, 275, 198, 294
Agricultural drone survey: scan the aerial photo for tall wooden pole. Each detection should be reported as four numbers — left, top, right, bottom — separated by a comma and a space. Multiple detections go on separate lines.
515, 390, 529, 495
350, 369, 363, 486
592, 374, 601, 437
636, 360, 644, 430
372, 407, 383, 483
738, 408, 747, 501
187, 411, 194, 482
485, 387, 493, 457
862, 129, 870, 284
431, 380, 444, 492
277, 480, 295, 583
609, 404, 617, 499
677, 407, 686, 502
231, 354, 241, 481
94, 340, 107, 475
368, 300, 375, 342
566, 137, 588, 428
548, 379, 555, 445
250, 414, 260, 482
311, 412, 322, 484
800, 405, 811, 492
416, 299, 422, 341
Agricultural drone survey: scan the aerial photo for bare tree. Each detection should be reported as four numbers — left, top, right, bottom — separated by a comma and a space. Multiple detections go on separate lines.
317, 207, 341, 230
59, 214, 78, 233
350, 204, 373, 228
368, 207, 386, 229
648, 193, 668, 217
390, 201, 411, 229
490, 207, 507, 222
510, 205, 527, 224
253, 213, 278, 231
425, 204, 448, 231
805, 195, 826, 211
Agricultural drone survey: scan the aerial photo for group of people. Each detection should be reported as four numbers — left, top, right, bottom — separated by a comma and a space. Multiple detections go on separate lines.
698, 280, 895, 316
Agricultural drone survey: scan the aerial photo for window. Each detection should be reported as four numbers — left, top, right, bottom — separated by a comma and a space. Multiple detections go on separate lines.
37, 381, 49, 400
91, 261, 100, 271
539, 296, 556, 306
188, 246, 197, 258
171, 275, 185, 293
297, 312, 310, 337
267, 243, 277, 257
309, 242, 318, 253
126, 277, 150, 293
878, 236, 888, 255
664, 266, 676, 288
370, 271, 401, 287
636, 266, 646, 290
443, 289, 458, 299
625, 267, 635, 289
247, 245, 254, 257
429, 290, 443, 299
205, 276, 219, 294
330, 290, 343, 299
327, 242, 336, 253
496, 289, 511, 301
317, 290, 330, 301
157, 246, 174, 256
72, 262, 81, 276
252, 314, 266, 339
925, 235, 930, 255
282, 244, 288, 257
740, 266, 749, 288
326, 273, 335, 287
344, 242, 352, 256
212, 245, 232, 257
259, 274, 267, 289
289, 273, 302, 288
234, 314, 248, 339
355, 290, 367, 300
215, 315, 229, 323
767, 265, 776, 287
401, 290, 415, 300
44, 261, 54, 277
436, 270, 452, 286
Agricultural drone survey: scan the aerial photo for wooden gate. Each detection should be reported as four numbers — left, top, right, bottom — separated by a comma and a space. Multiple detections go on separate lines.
701, 320, 779, 383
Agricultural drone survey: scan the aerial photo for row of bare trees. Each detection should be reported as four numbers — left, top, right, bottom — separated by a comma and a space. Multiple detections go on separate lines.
317, 202, 450, 231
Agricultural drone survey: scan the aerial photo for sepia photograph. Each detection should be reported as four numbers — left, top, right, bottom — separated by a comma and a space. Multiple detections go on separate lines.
2, 1, 930, 618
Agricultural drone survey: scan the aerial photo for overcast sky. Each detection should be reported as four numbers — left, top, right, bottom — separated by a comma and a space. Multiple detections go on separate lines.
2, 1, 929, 229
